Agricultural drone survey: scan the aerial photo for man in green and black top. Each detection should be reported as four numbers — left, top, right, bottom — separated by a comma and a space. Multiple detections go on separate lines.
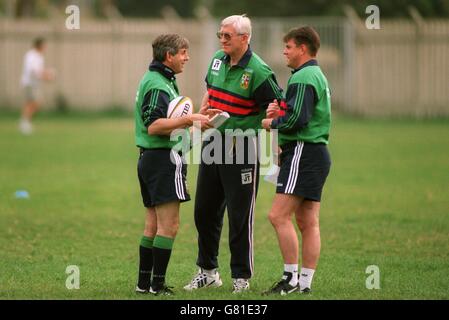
261, 26, 331, 295
135, 34, 210, 295
184, 14, 283, 293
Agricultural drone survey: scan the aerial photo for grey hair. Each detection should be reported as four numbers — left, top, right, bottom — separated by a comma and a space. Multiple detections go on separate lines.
152, 34, 189, 62
221, 14, 252, 43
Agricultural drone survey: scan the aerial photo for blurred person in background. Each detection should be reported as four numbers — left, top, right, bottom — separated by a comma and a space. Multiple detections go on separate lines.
19, 37, 55, 135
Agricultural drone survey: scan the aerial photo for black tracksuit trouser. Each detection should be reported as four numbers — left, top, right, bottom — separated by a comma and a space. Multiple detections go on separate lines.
194, 135, 259, 279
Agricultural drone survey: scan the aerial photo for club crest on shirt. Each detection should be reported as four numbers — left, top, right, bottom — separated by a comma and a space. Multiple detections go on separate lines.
240, 72, 251, 90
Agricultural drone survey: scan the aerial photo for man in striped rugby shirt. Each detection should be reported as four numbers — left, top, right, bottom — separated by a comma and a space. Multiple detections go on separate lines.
184, 14, 283, 293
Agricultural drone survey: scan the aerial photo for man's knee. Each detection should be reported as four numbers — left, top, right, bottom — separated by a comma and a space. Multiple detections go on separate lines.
268, 194, 299, 227
170, 220, 180, 236
296, 212, 319, 233
268, 210, 289, 227
296, 220, 310, 233
156, 211, 179, 238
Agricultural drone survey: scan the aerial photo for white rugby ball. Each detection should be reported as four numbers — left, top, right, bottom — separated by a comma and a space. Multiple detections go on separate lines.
167, 96, 193, 119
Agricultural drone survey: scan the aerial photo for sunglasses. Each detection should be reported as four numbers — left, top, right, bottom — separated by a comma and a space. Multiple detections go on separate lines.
216, 31, 245, 41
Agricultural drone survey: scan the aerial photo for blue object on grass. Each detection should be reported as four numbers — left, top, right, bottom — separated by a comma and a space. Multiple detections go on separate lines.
15, 190, 30, 199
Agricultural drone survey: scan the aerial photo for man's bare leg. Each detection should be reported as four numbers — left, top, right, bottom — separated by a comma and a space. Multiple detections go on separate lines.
295, 200, 321, 292
267, 193, 302, 289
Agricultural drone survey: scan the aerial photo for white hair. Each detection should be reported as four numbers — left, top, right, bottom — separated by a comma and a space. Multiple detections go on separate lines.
221, 14, 252, 43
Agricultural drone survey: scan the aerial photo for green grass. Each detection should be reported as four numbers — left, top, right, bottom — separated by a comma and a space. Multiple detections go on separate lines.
1, 113, 448, 300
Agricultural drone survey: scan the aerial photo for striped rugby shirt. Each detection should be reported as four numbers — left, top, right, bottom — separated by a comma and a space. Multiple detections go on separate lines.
206, 47, 283, 134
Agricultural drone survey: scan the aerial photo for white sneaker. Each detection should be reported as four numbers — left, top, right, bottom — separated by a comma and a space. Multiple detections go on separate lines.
232, 278, 250, 293
183, 268, 223, 291
19, 119, 33, 135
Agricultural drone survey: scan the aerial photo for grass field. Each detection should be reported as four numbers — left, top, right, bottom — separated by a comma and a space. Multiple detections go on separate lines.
1, 112, 448, 300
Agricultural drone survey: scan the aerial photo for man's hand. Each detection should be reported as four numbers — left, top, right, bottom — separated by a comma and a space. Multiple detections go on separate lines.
188, 113, 212, 130
205, 108, 222, 118
199, 102, 222, 118
267, 99, 280, 119
261, 118, 273, 131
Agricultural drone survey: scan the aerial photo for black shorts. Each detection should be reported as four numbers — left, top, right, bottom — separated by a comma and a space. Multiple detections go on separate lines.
137, 148, 190, 208
276, 141, 331, 202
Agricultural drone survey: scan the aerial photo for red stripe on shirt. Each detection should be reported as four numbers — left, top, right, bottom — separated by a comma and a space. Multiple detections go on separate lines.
208, 88, 255, 108
209, 99, 259, 115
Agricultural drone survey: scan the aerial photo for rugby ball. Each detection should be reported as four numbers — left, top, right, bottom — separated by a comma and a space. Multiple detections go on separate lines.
167, 96, 193, 119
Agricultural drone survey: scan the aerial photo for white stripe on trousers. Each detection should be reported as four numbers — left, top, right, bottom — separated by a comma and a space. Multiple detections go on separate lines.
247, 137, 258, 277
285, 141, 304, 194
171, 151, 185, 200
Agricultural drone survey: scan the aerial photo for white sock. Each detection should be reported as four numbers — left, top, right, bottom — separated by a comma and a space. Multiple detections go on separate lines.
202, 268, 217, 276
299, 267, 315, 290
283, 264, 298, 287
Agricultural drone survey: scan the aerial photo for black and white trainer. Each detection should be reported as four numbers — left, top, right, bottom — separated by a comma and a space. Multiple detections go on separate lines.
183, 268, 223, 291
263, 272, 299, 295
263, 279, 299, 295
